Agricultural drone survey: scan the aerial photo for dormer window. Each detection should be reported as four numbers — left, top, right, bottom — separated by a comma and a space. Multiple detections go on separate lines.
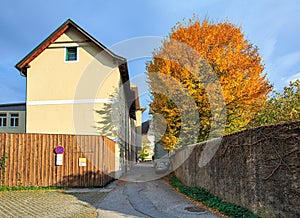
65, 47, 78, 62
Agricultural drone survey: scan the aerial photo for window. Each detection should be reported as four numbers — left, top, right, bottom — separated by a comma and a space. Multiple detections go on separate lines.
10, 113, 19, 127
65, 47, 78, 61
0, 113, 7, 127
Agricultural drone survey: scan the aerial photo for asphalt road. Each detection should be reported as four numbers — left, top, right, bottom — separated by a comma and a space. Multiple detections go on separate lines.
95, 163, 220, 218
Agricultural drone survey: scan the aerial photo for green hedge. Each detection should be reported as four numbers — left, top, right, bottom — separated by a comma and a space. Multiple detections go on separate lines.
169, 176, 259, 218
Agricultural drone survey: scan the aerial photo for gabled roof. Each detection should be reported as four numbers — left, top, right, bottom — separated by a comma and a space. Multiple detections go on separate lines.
15, 19, 129, 83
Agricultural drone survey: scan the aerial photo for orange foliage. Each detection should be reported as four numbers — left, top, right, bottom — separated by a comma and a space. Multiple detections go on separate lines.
147, 19, 272, 150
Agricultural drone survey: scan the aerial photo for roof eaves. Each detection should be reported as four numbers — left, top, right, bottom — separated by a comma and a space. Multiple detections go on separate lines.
0, 102, 26, 107
68, 20, 126, 62
15, 19, 71, 72
15, 19, 127, 74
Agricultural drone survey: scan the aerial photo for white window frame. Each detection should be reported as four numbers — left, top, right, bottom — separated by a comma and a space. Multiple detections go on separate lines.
0, 113, 7, 127
65, 46, 79, 63
10, 113, 19, 128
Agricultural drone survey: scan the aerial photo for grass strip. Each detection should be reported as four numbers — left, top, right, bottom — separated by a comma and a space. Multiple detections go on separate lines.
0, 185, 66, 192
169, 176, 259, 218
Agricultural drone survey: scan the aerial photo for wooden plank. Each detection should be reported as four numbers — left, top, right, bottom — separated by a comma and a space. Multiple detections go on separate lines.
41, 133, 46, 186
39, 134, 43, 186
33, 134, 38, 186
22, 134, 26, 186
74, 135, 80, 187
87, 136, 92, 186
47, 134, 52, 186
0, 134, 4, 157
94, 135, 100, 186
83, 136, 88, 186
79, 135, 84, 186
23, 134, 29, 186
90, 135, 96, 186
35, 134, 41, 187
100, 136, 104, 186
10, 134, 17, 186
68, 134, 73, 186
18, 134, 22, 186
8, 134, 14, 187
98, 136, 102, 186
15, 134, 20, 186
30, 134, 35, 187
80, 135, 85, 186
63, 134, 69, 187
50, 134, 54, 186
69, 135, 74, 186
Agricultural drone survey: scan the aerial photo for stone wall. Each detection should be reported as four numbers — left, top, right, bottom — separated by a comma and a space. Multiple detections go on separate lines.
172, 122, 300, 217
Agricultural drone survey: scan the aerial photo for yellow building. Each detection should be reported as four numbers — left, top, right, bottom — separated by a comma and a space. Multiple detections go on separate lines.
15, 19, 139, 175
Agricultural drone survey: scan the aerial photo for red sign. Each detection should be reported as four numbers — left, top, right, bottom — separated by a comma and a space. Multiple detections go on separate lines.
55, 146, 64, 154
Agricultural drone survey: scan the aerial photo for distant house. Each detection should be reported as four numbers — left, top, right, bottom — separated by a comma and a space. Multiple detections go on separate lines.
141, 120, 155, 160
130, 84, 146, 146
0, 103, 26, 133
142, 119, 168, 160
15, 19, 141, 174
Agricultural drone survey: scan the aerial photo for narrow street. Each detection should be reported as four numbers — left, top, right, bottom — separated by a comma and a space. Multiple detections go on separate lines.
0, 163, 220, 217
94, 163, 220, 218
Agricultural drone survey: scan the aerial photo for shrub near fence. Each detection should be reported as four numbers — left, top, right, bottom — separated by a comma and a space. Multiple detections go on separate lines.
173, 122, 300, 217
0, 133, 115, 187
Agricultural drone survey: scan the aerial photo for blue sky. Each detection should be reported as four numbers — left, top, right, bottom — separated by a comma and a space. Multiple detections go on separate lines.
1, 0, 300, 119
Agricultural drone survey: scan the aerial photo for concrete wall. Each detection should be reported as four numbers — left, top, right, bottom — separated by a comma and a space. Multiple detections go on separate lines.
172, 122, 300, 217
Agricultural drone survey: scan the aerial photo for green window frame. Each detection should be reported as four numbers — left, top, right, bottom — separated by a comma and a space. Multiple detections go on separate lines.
65, 47, 78, 61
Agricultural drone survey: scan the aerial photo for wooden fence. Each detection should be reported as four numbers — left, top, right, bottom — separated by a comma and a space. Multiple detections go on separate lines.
0, 133, 116, 187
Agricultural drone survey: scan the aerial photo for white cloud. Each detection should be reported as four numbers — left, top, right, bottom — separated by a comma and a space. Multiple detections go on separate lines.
265, 50, 300, 90
276, 51, 300, 73
285, 72, 300, 83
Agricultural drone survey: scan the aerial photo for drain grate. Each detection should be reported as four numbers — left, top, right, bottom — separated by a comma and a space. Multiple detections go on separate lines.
184, 206, 206, 212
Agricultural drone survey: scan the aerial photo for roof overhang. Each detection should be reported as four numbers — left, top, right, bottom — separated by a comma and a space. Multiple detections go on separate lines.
15, 19, 128, 79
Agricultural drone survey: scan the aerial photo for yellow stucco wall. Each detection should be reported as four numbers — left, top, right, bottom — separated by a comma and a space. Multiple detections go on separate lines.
26, 26, 122, 135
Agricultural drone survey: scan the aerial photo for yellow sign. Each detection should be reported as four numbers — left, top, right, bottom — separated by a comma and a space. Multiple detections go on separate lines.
79, 158, 87, 167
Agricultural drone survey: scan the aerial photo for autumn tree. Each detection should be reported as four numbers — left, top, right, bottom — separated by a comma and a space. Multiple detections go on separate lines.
248, 79, 300, 127
147, 18, 272, 151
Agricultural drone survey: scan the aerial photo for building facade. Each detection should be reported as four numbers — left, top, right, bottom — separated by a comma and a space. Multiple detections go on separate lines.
15, 19, 139, 176
0, 103, 26, 133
